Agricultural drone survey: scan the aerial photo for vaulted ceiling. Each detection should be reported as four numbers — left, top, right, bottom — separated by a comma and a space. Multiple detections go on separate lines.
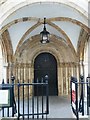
0, 0, 89, 62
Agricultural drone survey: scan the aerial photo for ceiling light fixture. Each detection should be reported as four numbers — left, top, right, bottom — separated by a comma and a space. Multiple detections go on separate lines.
40, 18, 50, 44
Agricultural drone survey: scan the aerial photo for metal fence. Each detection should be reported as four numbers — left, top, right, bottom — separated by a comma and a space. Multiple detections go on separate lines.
0, 76, 49, 120
71, 76, 90, 120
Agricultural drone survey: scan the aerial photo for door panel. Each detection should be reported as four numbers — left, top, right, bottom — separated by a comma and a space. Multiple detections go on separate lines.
34, 53, 58, 96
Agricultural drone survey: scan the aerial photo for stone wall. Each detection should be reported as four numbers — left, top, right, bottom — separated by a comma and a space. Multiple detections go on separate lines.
13, 62, 79, 97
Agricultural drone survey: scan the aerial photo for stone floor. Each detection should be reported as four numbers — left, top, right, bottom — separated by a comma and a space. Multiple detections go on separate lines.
0, 96, 89, 119
47, 96, 73, 118
16, 96, 74, 118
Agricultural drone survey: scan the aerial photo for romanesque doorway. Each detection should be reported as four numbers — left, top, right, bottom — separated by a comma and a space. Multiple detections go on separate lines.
34, 52, 58, 96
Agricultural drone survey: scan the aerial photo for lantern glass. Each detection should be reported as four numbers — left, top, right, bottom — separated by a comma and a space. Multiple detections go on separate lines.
40, 18, 50, 44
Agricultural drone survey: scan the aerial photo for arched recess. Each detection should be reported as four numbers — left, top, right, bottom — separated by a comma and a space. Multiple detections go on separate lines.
77, 29, 89, 77
0, 30, 13, 81
0, 43, 3, 83
14, 34, 79, 96
0, 2, 89, 93
0, 34, 8, 82
83, 40, 88, 79
1, 30, 13, 62
1, 17, 90, 58
1, 17, 89, 34
0, 17, 76, 57
14, 19, 77, 57
0, 0, 88, 26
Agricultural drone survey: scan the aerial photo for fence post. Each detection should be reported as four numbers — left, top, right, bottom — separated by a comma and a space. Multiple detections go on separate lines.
2, 79, 5, 117
76, 82, 79, 120
86, 77, 90, 115
80, 75, 84, 116
11, 75, 16, 117
71, 77, 79, 120
17, 80, 20, 120
45, 75, 49, 115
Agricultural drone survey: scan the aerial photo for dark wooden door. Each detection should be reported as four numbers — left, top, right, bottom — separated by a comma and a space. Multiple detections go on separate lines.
34, 53, 58, 96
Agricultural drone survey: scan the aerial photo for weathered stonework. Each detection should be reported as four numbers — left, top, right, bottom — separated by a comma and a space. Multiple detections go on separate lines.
0, 0, 89, 98
12, 34, 79, 96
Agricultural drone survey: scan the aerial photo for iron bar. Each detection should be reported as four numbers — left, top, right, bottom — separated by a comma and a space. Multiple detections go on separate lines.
2, 108, 4, 117
11, 76, 15, 117
37, 78, 39, 119
32, 80, 34, 119
0, 78, 49, 119
7, 79, 9, 117
86, 78, 89, 115
46, 79, 49, 115
18, 80, 20, 120
42, 78, 44, 119
76, 83, 79, 120
23, 79, 24, 120
27, 79, 29, 119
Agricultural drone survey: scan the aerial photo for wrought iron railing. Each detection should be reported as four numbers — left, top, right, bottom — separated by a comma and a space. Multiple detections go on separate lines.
71, 76, 90, 120
0, 77, 49, 120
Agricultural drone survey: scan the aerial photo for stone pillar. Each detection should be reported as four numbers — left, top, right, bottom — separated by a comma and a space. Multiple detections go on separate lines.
28, 64, 31, 82
23, 64, 25, 82
68, 66, 72, 94
60, 65, 63, 95
71, 65, 74, 77
3, 62, 8, 83
18, 64, 21, 81
20, 64, 24, 82
79, 60, 84, 76
88, 38, 90, 76
65, 66, 68, 95
29, 64, 33, 96
7, 63, 11, 81
76, 64, 79, 81
63, 66, 66, 95
0, 59, 3, 83
58, 65, 62, 95
16, 64, 18, 81
83, 62, 88, 99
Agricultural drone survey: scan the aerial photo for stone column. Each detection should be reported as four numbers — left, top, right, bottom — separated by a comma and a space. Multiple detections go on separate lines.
0, 43, 3, 83
28, 64, 32, 96
88, 38, 90, 76
23, 64, 26, 82
28, 64, 31, 82
71, 65, 74, 77
16, 64, 18, 81
60, 64, 63, 95
68, 66, 72, 94
65, 66, 68, 95
18, 64, 21, 82
63, 65, 66, 95
3, 62, 8, 83
76, 64, 79, 81
79, 60, 84, 76
58, 64, 62, 95
20, 64, 23, 82
83, 62, 88, 100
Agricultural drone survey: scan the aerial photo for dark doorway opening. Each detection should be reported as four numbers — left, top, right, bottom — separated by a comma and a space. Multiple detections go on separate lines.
34, 52, 58, 96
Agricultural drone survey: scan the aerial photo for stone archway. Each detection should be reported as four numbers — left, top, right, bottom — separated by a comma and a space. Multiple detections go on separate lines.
0, 0, 88, 26
0, 44, 3, 83
14, 34, 79, 96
